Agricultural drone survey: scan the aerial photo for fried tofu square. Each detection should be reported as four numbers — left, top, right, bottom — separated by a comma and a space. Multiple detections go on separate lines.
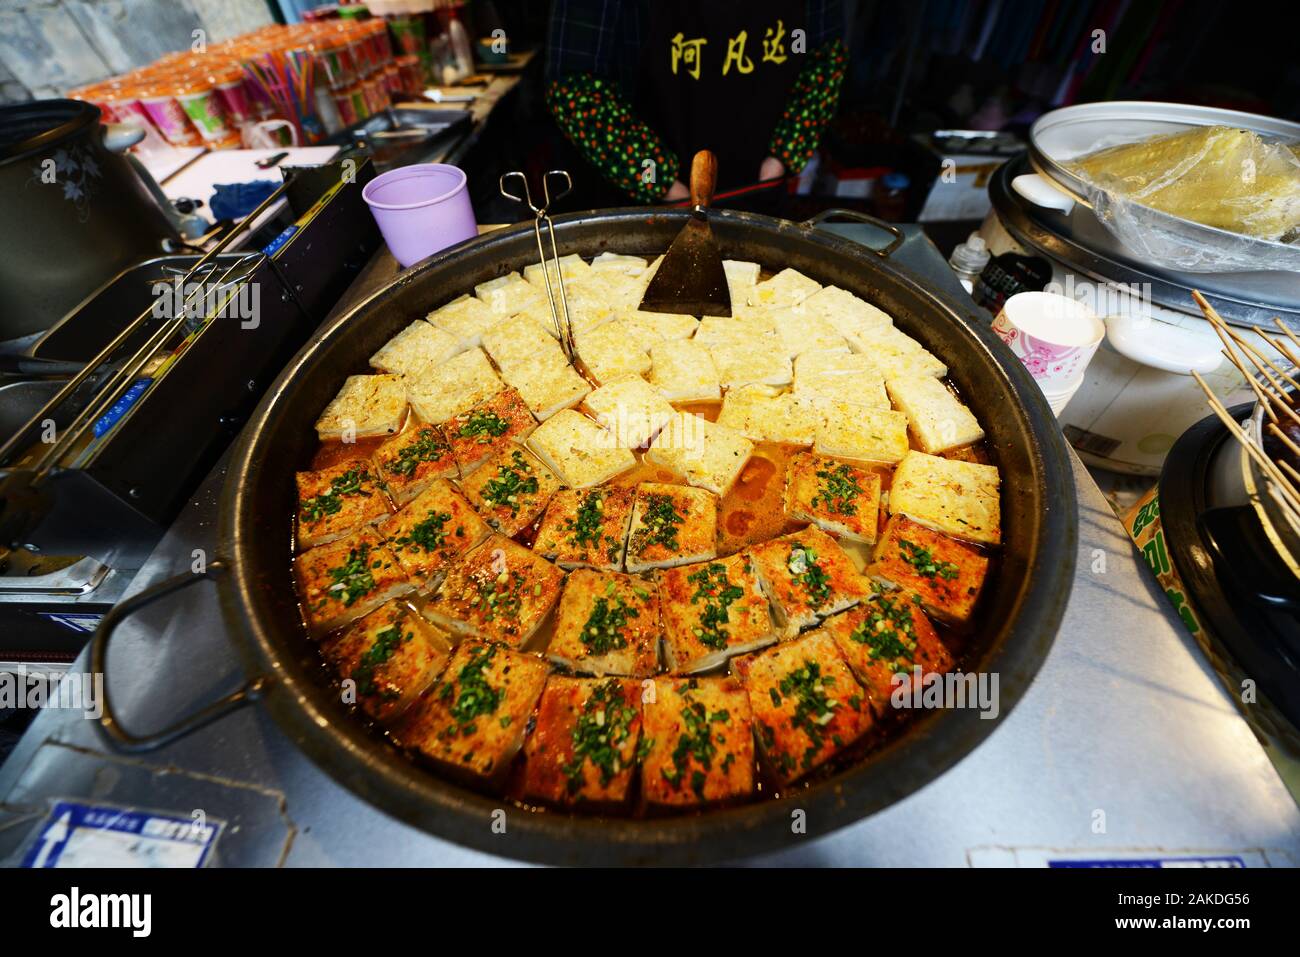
818, 589, 954, 716
748, 267, 821, 309
533, 486, 634, 570
501, 352, 592, 421
427, 293, 501, 348
398, 640, 550, 785
885, 376, 985, 453
369, 319, 462, 378
868, 516, 990, 625
526, 409, 637, 488
379, 479, 492, 593
320, 599, 451, 724
581, 377, 677, 449
626, 482, 718, 572
733, 630, 872, 783
746, 526, 872, 638
295, 458, 392, 550
404, 348, 504, 425
424, 534, 566, 647
474, 273, 548, 317
641, 676, 755, 807
315, 374, 408, 441
793, 351, 890, 410
547, 569, 661, 677
783, 453, 882, 544
709, 338, 793, 389
295, 528, 414, 635
812, 399, 910, 465
716, 390, 818, 445
889, 450, 1001, 545
648, 338, 720, 402
522, 676, 644, 807
371, 423, 459, 505
646, 414, 754, 497
458, 445, 563, 537
443, 387, 537, 477
657, 554, 777, 672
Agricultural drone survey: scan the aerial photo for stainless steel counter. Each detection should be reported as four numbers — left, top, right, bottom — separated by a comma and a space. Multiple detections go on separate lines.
2, 227, 1297, 867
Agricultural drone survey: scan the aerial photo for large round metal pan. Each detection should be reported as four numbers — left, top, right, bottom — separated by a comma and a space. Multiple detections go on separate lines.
103, 208, 1078, 864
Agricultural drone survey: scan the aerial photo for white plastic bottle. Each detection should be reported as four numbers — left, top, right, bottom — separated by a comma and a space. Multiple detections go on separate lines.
948, 232, 991, 294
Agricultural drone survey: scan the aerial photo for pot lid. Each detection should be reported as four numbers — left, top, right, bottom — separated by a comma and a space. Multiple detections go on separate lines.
0, 99, 100, 168
1025, 101, 1300, 277
989, 153, 1300, 330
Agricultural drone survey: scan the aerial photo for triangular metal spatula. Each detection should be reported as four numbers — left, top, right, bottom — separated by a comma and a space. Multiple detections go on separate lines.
639, 150, 732, 317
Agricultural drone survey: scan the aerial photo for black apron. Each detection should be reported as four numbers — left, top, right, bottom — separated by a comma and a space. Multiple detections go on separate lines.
636, 1, 803, 193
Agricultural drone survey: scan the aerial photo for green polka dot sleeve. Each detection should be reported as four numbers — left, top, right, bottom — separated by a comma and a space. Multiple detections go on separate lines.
547, 74, 681, 204
770, 40, 847, 175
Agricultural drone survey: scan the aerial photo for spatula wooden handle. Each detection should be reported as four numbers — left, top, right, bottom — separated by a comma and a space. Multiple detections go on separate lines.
689, 150, 717, 208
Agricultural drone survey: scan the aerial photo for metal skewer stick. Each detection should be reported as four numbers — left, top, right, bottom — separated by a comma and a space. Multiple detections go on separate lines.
499, 170, 577, 363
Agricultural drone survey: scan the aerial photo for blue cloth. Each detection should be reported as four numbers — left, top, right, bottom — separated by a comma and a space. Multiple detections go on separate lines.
209, 180, 281, 222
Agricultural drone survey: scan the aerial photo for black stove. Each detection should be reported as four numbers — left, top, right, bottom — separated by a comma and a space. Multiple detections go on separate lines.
1160, 404, 1300, 743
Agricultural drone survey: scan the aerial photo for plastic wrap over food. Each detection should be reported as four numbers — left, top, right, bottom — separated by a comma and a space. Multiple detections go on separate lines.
1067, 126, 1300, 273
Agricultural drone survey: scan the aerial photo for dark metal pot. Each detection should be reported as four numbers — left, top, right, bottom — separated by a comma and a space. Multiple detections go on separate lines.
93, 208, 1077, 864
0, 100, 179, 344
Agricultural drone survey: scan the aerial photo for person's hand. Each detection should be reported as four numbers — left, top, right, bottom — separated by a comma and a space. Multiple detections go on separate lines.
759, 156, 785, 182
664, 179, 689, 201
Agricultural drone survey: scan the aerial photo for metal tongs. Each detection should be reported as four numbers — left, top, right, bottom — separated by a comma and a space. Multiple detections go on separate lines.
499, 169, 577, 363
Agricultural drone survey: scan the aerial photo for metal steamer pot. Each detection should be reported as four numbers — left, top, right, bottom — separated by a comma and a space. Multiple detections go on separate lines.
0, 100, 180, 344
92, 208, 1077, 865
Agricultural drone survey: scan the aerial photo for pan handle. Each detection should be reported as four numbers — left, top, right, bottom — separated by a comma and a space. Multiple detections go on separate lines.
803, 208, 905, 258
90, 560, 270, 753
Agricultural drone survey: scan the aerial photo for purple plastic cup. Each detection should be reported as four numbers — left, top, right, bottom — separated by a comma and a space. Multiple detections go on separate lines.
362, 164, 477, 268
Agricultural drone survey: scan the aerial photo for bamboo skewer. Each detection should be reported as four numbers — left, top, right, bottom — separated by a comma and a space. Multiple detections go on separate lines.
1192, 371, 1300, 513
1205, 310, 1300, 427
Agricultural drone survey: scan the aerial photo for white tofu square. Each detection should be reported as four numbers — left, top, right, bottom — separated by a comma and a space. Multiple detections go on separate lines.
619, 310, 699, 350
404, 348, 504, 424
748, 267, 821, 309
427, 294, 500, 348
648, 339, 720, 402
853, 325, 947, 378
647, 414, 754, 496
722, 259, 761, 302
526, 409, 637, 488
590, 252, 648, 276
523, 253, 591, 288
889, 451, 1001, 545
886, 376, 985, 453
474, 273, 548, 317
481, 314, 562, 373
695, 313, 777, 346
710, 339, 792, 389
771, 309, 849, 359
793, 351, 890, 410
812, 399, 910, 465
715, 390, 818, 445
582, 376, 677, 448
575, 320, 651, 384
369, 320, 462, 378
315, 374, 407, 440
801, 286, 893, 339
